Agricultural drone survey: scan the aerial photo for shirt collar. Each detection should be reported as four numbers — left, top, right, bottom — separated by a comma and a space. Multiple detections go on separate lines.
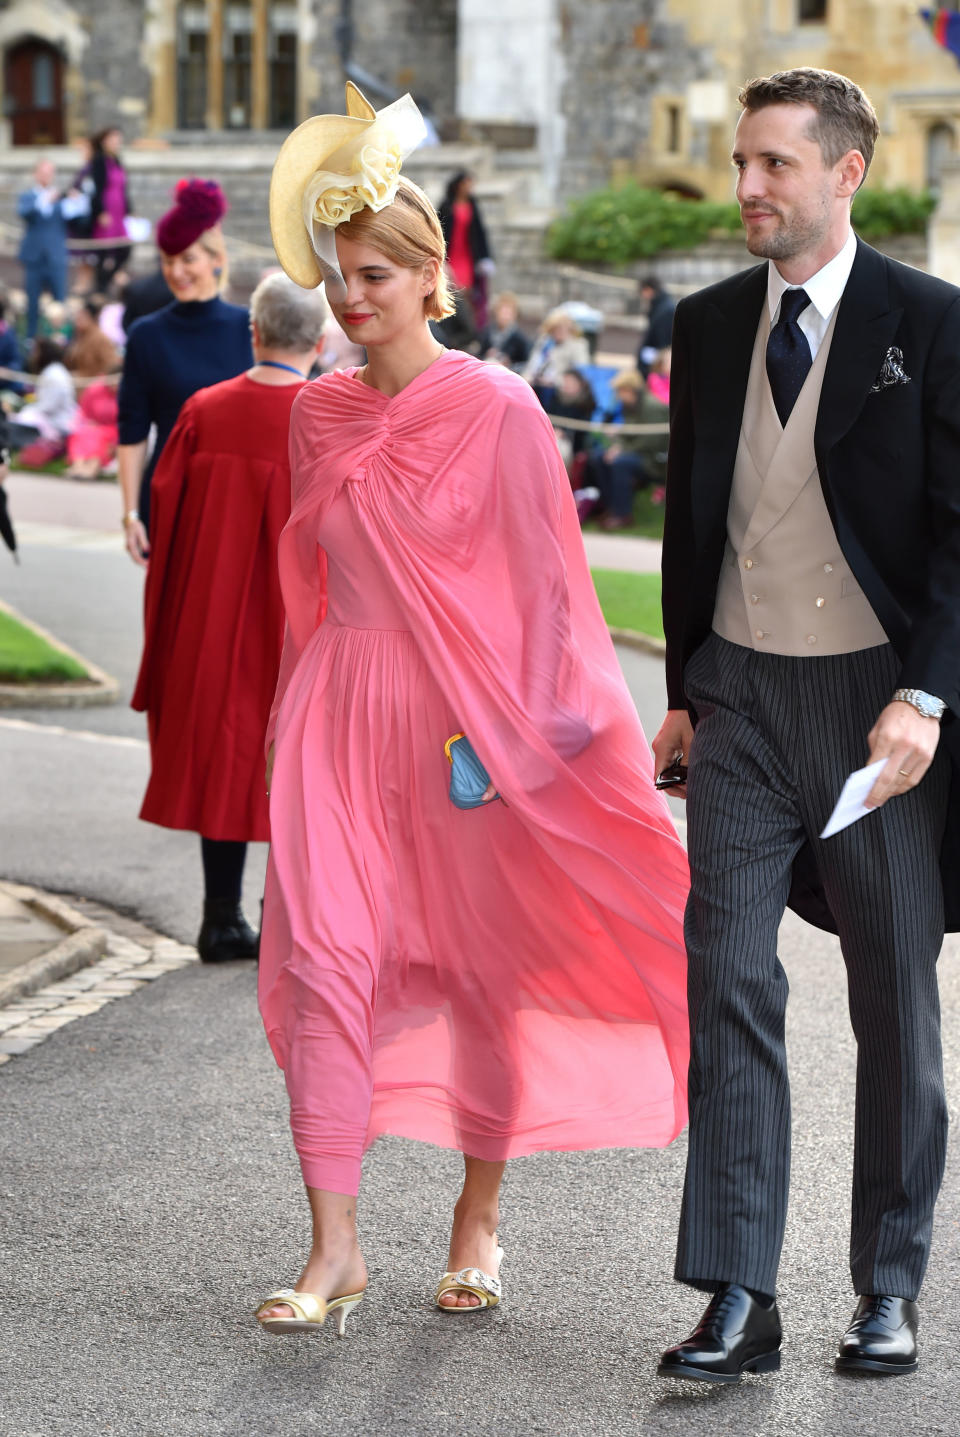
767, 229, 857, 323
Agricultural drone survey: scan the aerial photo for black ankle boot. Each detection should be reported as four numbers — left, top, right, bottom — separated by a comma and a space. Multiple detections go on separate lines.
197, 899, 259, 963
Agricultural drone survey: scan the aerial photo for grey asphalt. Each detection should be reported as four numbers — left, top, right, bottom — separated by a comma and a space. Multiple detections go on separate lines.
1, 512, 959, 1436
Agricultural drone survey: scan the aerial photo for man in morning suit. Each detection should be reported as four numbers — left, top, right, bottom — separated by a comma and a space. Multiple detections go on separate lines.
653, 68, 960, 1382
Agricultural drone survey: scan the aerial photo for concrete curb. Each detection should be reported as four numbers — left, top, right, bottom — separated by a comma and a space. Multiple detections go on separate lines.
609, 626, 666, 659
0, 881, 108, 1006
0, 598, 119, 709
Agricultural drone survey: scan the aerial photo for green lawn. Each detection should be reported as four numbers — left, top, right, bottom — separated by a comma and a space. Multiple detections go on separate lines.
0, 610, 89, 682
591, 569, 663, 639
583, 488, 666, 540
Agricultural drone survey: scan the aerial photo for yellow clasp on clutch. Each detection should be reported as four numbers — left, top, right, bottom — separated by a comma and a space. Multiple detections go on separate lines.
444, 732, 465, 764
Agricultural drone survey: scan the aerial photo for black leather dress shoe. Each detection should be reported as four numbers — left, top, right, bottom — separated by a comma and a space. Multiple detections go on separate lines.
196, 899, 259, 963
657, 1285, 782, 1384
835, 1295, 918, 1375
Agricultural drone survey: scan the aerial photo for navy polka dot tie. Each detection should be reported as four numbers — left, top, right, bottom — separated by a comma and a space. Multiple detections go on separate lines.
766, 287, 812, 427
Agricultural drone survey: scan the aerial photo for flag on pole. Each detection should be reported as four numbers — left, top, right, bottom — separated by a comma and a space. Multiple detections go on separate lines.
920, 7, 960, 63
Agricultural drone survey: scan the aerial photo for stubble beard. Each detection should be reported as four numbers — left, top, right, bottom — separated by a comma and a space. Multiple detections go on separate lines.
742, 199, 831, 262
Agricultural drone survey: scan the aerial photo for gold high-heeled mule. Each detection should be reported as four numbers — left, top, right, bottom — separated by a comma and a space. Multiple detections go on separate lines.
434, 1247, 504, 1313
254, 1288, 364, 1337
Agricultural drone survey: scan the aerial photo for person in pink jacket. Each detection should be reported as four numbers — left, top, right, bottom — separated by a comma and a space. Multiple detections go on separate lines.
254, 88, 690, 1338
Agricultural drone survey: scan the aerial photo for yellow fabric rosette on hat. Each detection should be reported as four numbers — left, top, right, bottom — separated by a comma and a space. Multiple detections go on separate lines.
270, 83, 427, 296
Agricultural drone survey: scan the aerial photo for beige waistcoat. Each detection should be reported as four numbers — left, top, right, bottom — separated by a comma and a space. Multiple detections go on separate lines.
712, 304, 888, 656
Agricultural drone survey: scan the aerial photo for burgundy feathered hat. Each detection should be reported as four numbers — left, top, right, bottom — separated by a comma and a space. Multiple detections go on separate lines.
156, 178, 228, 256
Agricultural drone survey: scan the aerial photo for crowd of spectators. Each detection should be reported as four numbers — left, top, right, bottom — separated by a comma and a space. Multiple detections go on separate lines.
434, 274, 674, 530
4, 156, 674, 534
0, 246, 372, 487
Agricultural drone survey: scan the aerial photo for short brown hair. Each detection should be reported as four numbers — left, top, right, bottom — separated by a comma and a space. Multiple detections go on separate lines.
738, 68, 879, 179
335, 176, 454, 321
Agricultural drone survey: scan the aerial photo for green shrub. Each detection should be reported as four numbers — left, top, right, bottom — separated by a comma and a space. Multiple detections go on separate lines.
851, 186, 936, 239
547, 183, 741, 265
546, 181, 935, 266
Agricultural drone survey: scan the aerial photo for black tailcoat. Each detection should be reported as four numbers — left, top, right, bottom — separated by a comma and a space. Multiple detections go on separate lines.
662, 238, 960, 931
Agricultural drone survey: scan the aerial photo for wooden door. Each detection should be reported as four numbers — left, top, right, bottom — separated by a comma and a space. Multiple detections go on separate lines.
4, 39, 65, 146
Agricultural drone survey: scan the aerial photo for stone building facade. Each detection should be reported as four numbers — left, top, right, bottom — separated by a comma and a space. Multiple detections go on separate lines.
0, 1, 957, 302
0, 0, 458, 145
456, 1, 960, 202
652, 0, 960, 201
2, 2, 956, 201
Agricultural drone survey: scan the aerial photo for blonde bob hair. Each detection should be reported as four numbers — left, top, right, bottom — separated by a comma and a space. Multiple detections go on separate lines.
334, 176, 455, 321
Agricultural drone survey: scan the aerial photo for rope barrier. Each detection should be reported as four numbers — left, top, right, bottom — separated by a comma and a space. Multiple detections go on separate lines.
555, 263, 639, 294
550, 414, 669, 437
0, 364, 665, 428
0, 217, 278, 262
0, 365, 119, 391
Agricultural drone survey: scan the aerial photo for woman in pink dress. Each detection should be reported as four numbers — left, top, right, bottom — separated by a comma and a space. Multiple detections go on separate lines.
255, 88, 690, 1336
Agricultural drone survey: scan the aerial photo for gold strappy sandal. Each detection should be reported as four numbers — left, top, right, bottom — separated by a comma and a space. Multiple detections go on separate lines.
254, 1288, 364, 1337
434, 1247, 504, 1313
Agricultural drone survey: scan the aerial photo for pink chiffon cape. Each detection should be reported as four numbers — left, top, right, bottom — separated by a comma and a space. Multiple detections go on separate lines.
260, 348, 690, 1161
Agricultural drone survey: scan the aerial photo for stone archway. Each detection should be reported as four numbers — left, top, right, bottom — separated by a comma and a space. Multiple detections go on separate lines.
0, 0, 87, 63
0, 0, 88, 146
4, 38, 65, 145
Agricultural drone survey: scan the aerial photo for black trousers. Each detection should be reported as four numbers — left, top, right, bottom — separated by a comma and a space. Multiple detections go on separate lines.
676, 634, 949, 1300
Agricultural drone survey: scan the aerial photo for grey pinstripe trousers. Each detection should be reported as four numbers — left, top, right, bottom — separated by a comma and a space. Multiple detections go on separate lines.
676, 634, 949, 1301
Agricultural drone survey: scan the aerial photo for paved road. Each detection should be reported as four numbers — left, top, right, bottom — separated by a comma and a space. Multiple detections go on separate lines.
1, 494, 959, 1436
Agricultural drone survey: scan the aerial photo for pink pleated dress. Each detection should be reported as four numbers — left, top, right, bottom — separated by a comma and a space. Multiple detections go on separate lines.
259, 350, 690, 1195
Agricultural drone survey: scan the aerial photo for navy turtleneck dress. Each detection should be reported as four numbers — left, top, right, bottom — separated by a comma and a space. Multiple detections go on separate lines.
118, 295, 253, 528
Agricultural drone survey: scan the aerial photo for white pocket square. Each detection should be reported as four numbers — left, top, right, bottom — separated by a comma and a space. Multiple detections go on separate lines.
870, 346, 911, 392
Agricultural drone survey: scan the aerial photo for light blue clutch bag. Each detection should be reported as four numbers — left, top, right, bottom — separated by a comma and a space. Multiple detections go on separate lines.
444, 733, 500, 810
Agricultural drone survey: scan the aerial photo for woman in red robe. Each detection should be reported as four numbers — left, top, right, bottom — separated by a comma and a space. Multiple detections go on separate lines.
131, 272, 328, 961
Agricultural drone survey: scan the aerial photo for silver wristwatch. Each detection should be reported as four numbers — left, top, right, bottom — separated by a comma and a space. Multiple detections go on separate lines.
892, 687, 947, 720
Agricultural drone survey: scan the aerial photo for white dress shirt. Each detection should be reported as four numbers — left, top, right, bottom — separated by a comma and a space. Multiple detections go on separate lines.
766, 228, 857, 362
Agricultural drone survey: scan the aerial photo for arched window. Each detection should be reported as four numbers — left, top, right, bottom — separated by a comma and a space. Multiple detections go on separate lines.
269, 2, 298, 129
926, 122, 956, 195
177, 2, 208, 130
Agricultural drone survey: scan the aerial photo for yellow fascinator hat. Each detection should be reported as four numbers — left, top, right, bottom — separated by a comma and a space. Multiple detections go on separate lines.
269, 82, 427, 295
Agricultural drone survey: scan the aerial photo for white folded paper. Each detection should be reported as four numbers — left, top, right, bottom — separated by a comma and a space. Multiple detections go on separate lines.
820, 758, 887, 839
123, 215, 152, 243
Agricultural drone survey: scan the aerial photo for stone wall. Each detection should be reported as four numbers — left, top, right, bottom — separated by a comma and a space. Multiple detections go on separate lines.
75, 0, 151, 140
306, 0, 458, 127
555, 0, 710, 197
0, 0, 153, 143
